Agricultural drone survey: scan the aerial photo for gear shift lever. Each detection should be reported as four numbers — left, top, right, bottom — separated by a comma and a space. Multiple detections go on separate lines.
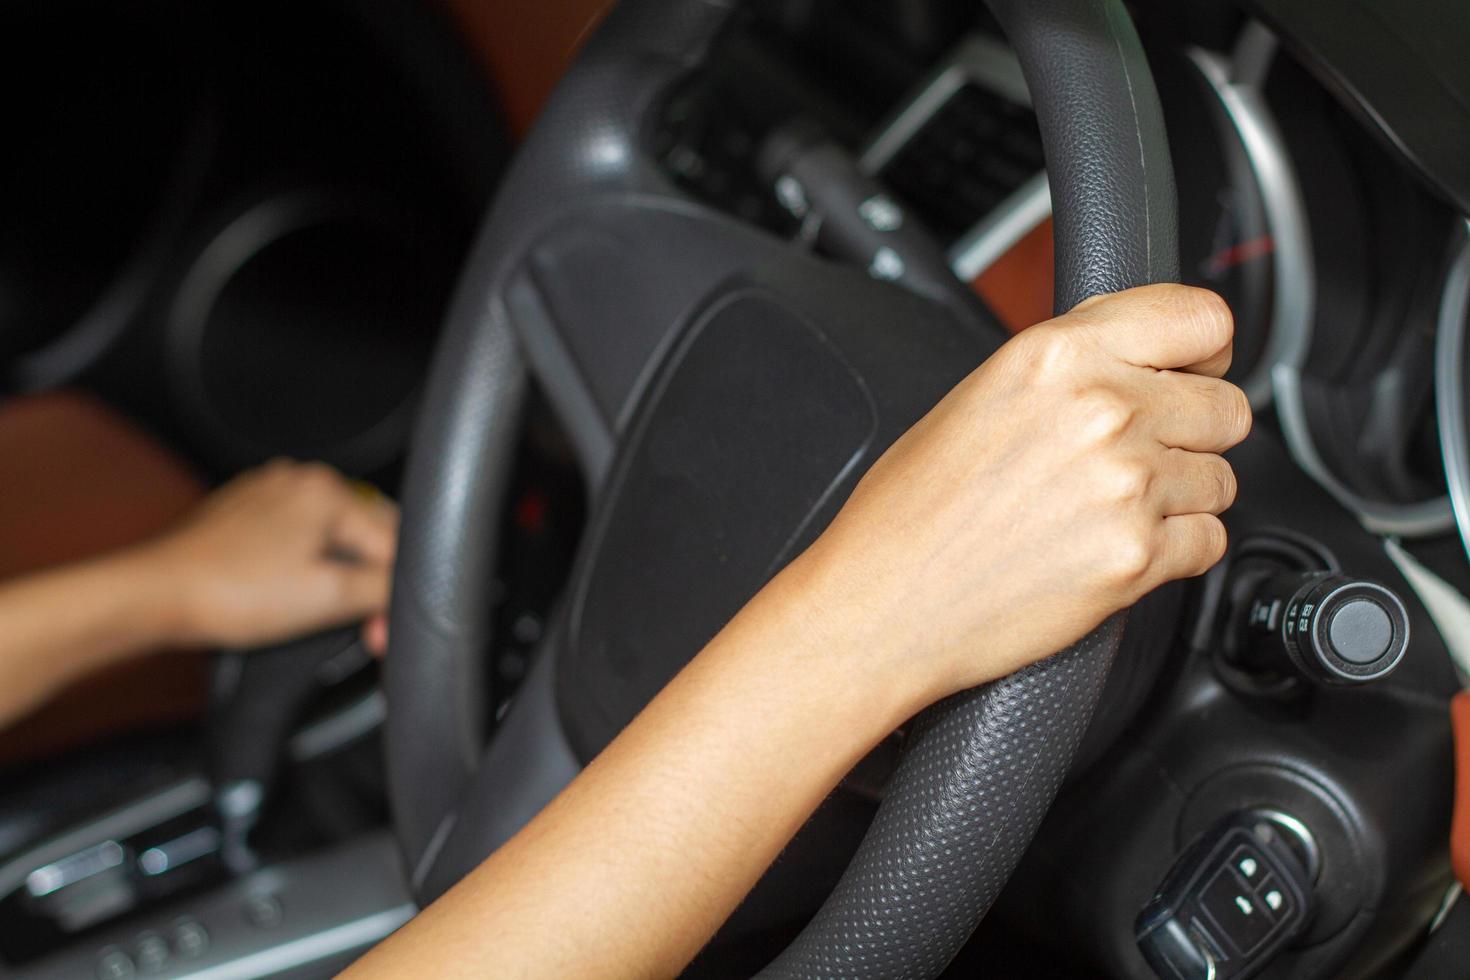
208, 628, 368, 871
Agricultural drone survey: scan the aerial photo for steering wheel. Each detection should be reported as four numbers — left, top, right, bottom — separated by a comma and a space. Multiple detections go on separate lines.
385, 0, 1178, 975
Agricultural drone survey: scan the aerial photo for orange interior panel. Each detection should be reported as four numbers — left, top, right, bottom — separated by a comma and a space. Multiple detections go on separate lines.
0, 391, 208, 765
973, 217, 1055, 333
438, 0, 613, 137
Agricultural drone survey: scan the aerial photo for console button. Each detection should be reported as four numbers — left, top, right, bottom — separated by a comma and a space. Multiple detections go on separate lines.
244, 892, 283, 929
1137, 813, 1313, 979
170, 918, 209, 959
96, 947, 136, 980
134, 931, 169, 973
1200, 868, 1273, 952
1232, 848, 1261, 883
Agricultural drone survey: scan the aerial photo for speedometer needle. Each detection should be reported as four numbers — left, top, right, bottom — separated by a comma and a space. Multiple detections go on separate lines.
1205, 235, 1275, 276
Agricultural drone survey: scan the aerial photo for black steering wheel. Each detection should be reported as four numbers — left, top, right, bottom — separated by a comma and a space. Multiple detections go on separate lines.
385, 0, 1177, 975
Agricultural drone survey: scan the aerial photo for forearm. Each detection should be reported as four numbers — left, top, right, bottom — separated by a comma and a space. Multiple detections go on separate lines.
0, 545, 186, 727
346, 286, 1246, 978
346, 554, 931, 978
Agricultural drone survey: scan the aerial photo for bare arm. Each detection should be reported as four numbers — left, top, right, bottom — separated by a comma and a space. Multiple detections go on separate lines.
0, 460, 398, 728
347, 285, 1251, 979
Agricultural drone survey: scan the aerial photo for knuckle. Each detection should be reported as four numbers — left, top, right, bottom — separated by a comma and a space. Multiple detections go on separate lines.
1017, 325, 1078, 383
1101, 456, 1152, 504
1072, 387, 1135, 444
1104, 526, 1155, 586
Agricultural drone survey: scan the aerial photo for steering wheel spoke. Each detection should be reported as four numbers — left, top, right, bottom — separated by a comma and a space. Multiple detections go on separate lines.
504, 203, 798, 483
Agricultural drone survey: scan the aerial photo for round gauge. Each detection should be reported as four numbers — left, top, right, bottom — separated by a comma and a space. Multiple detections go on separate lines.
1159, 25, 1455, 538
1436, 225, 1470, 561
0, 0, 204, 391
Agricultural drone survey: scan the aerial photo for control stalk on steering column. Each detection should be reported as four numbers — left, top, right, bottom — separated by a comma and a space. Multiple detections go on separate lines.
1239, 569, 1410, 685
1215, 534, 1411, 691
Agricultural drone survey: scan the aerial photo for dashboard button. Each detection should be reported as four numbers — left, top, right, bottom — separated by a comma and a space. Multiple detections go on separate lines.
1201, 867, 1274, 953
170, 918, 209, 959
134, 931, 169, 973
97, 946, 136, 979
244, 892, 283, 929
1232, 847, 1262, 883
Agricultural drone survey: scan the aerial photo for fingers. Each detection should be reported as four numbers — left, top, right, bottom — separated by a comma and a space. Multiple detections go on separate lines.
362, 613, 389, 657
1147, 371, 1252, 453
320, 561, 393, 621
326, 486, 400, 567
1153, 448, 1237, 516
1073, 284, 1234, 376
1154, 512, 1229, 581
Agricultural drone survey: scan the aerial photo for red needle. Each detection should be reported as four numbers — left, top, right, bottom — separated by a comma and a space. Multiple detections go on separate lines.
1206, 234, 1275, 275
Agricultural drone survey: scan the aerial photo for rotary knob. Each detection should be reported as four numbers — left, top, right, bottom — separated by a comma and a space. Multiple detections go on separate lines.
1246, 571, 1410, 684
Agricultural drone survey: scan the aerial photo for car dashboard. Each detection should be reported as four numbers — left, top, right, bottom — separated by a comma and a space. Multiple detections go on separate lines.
3, 1, 1469, 978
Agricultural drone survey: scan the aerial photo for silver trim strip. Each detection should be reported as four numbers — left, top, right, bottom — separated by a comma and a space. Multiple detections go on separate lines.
288, 689, 387, 761
25, 840, 125, 897
1273, 365, 1454, 535
1435, 222, 1470, 560
139, 827, 223, 877
0, 778, 210, 898
1431, 882, 1462, 933
176, 905, 414, 980
948, 172, 1051, 281
859, 34, 1029, 175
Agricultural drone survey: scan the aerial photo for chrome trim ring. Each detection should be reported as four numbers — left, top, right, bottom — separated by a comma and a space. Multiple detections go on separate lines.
1204, 24, 1454, 536
1434, 221, 1470, 560
1186, 27, 1313, 410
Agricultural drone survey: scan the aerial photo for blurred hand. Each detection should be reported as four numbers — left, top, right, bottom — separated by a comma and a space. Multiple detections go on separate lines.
793, 284, 1250, 702
144, 460, 398, 654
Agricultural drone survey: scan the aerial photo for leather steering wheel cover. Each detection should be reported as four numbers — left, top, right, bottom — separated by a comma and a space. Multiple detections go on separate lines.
387, 0, 1178, 972
757, 2, 1177, 974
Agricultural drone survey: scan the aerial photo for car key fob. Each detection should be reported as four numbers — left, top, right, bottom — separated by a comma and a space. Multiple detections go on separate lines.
1136, 812, 1314, 979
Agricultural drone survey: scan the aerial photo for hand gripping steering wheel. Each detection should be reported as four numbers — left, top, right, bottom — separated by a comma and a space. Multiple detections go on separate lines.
385, 0, 1177, 975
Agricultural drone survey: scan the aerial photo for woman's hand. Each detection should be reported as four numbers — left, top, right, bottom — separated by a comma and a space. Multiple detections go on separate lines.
143, 460, 398, 653
793, 283, 1250, 704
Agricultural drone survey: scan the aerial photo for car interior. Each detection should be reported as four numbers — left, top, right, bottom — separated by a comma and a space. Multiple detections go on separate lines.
2, 0, 1469, 977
